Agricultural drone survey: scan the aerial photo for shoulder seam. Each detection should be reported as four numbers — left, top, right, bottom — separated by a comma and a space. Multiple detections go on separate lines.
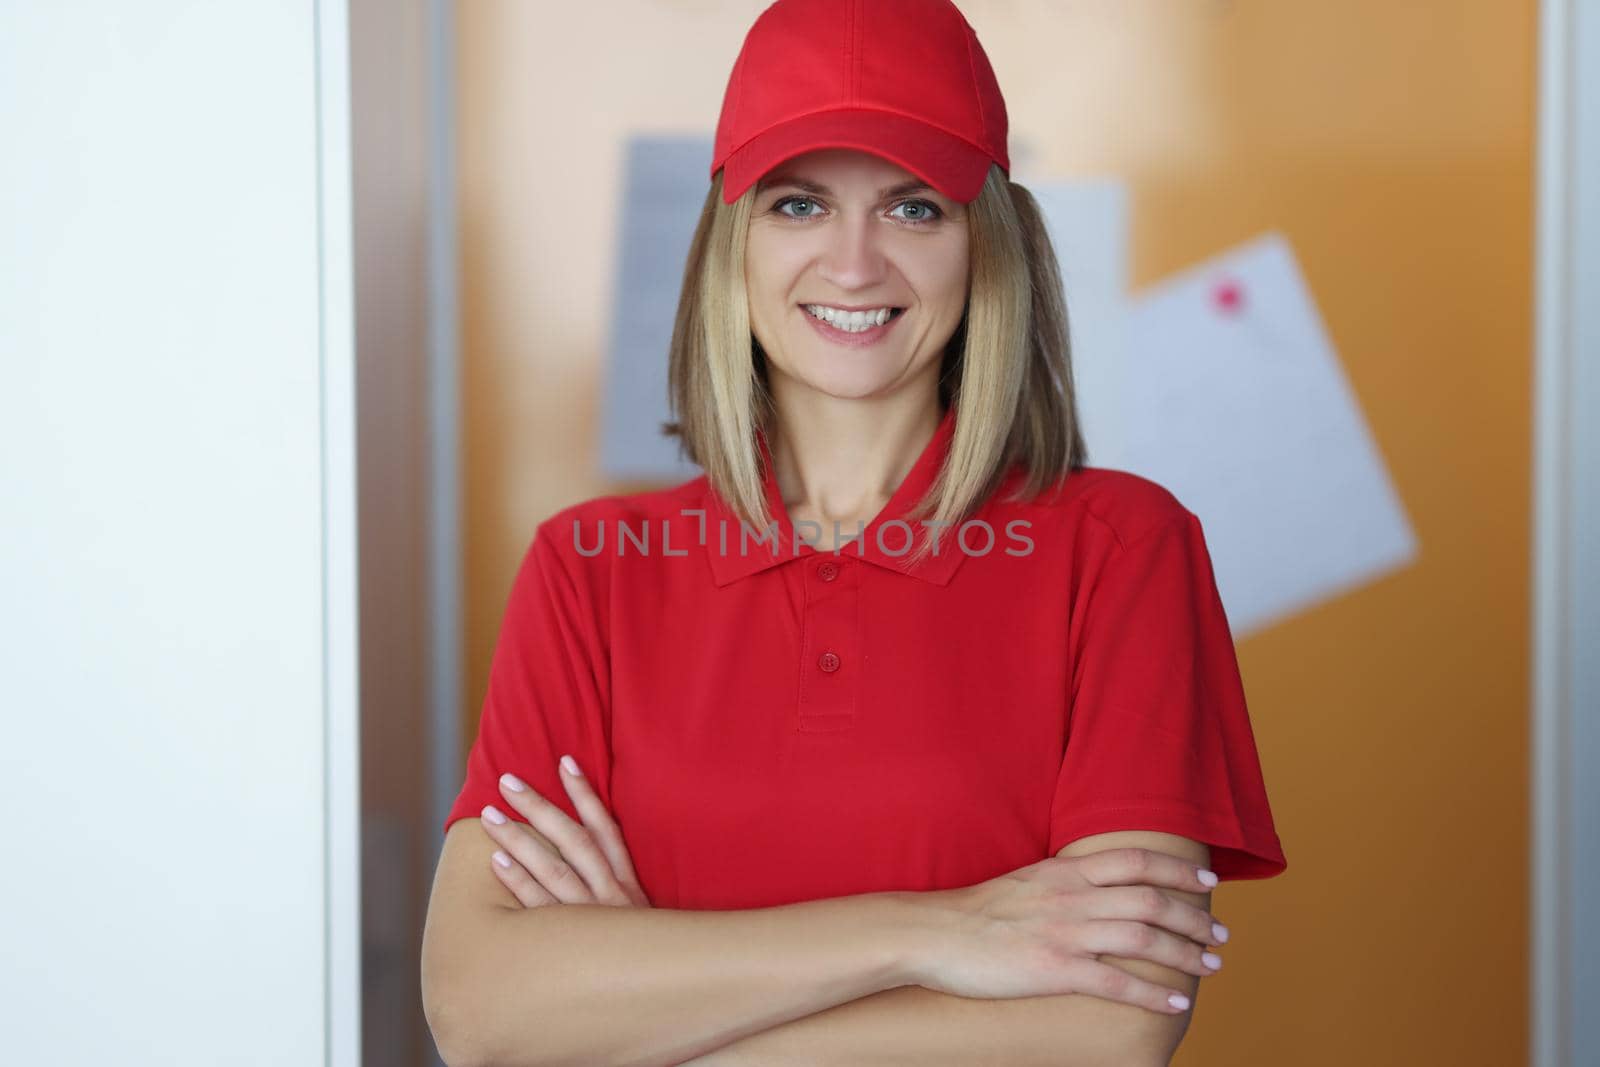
1081, 503, 1194, 557
1078, 500, 1129, 552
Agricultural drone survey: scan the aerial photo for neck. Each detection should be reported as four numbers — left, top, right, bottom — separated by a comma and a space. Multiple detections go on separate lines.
766, 394, 944, 546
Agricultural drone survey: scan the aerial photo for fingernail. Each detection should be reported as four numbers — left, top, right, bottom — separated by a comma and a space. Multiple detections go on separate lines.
492, 850, 512, 869
1168, 994, 1190, 1011
1202, 952, 1223, 971
561, 754, 582, 777
482, 804, 507, 825
1197, 868, 1218, 887
500, 772, 526, 792
1212, 922, 1230, 944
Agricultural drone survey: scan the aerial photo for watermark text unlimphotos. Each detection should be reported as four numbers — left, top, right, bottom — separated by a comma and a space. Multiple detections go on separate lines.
570, 509, 1035, 559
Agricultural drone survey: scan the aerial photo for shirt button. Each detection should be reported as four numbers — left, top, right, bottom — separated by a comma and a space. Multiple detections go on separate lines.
818, 651, 841, 673
817, 561, 839, 581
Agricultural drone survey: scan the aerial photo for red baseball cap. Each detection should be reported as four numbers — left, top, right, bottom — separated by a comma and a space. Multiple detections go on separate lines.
711, 0, 1011, 206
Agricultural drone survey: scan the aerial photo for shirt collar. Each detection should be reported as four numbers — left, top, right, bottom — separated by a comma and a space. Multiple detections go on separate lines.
702, 404, 970, 588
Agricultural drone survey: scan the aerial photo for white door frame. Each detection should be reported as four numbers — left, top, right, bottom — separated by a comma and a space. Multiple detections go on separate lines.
317, 2, 361, 1064
1533, 2, 1599, 1065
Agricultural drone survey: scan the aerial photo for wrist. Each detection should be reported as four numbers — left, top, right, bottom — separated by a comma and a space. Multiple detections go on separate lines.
880, 887, 974, 989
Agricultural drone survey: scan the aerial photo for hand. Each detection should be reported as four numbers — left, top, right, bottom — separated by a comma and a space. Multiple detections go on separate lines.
911, 849, 1226, 1013
478, 755, 652, 909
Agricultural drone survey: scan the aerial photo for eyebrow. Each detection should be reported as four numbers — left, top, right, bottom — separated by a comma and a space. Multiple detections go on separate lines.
756, 174, 937, 200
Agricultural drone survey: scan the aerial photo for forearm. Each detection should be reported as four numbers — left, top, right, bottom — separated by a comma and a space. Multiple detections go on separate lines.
677, 899, 1196, 1067
678, 983, 1174, 1067
435, 890, 923, 1067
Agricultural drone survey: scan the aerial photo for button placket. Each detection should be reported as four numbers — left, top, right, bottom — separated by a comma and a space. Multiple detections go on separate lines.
797, 555, 858, 732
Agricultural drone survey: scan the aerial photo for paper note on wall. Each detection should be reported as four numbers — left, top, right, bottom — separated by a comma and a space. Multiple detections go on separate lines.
1013, 176, 1130, 471
1122, 232, 1417, 637
599, 135, 709, 482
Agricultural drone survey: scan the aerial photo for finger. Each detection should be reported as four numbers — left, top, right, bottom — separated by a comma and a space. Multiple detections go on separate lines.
1074, 920, 1224, 978
1075, 844, 1222, 915
489, 845, 559, 908
1074, 847, 1219, 897
1059, 957, 1196, 1015
478, 810, 561, 906
480, 801, 596, 904
498, 773, 630, 905
1087, 884, 1228, 947
556, 756, 645, 897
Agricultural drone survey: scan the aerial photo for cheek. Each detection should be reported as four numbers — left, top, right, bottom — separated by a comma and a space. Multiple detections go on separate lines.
924, 270, 970, 327
742, 260, 773, 330
744, 234, 780, 296
944, 238, 972, 303
904, 235, 969, 308
745, 242, 809, 320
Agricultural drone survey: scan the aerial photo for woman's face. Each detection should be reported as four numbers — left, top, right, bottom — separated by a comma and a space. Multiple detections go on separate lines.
745, 148, 970, 405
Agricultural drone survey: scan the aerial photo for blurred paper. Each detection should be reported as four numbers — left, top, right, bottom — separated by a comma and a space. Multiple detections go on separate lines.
1015, 175, 1131, 470
599, 135, 709, 482
1122, 231, 1417, 637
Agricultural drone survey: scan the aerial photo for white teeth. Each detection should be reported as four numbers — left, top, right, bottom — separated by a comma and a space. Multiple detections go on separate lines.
804, 304, 897, 332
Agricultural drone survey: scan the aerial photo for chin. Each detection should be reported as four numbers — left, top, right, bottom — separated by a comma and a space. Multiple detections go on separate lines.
783, 363, 898, 402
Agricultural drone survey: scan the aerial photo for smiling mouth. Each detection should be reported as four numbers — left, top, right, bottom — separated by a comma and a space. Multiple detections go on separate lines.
799, 305, 907, 332
798, 304, 908, 347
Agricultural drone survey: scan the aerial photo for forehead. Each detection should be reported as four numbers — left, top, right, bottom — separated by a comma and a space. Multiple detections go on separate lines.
756, 148, 934, 197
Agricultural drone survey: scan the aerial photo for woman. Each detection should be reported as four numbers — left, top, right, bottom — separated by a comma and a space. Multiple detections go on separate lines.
422, 2, 1286, 1064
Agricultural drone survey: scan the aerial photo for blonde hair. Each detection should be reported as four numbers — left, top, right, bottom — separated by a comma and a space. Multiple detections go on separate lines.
661, 163, 1087, 568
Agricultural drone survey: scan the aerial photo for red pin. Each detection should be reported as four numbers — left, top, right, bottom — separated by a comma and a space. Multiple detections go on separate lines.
1212, 277, 1245, 314
1207, 269, 1287, 356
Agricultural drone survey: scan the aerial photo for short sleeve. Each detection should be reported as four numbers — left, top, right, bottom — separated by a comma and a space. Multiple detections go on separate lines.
1051, 510, 1287, 880
442, 519, 613, 836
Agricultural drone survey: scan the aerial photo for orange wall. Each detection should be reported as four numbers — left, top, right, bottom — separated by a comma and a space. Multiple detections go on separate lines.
456, 3, 1535, 1062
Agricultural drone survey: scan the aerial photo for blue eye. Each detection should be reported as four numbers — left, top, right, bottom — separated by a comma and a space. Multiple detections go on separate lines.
770, 196, 944, 225
890, 200, 944, 223
773, 195, 821, 219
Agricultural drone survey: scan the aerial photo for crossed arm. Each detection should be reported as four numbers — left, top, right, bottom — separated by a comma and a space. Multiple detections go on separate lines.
676, 829, 1211, 1067
423, 820, 1211, 1067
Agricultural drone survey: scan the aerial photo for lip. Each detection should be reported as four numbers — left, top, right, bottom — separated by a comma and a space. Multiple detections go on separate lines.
800, 305, 905, 348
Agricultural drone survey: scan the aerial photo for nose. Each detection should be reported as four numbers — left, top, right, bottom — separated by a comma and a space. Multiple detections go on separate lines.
816, 212, 889, 291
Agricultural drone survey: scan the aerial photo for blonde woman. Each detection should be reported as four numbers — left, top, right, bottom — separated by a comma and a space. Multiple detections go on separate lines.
423, 2, 1286, 1064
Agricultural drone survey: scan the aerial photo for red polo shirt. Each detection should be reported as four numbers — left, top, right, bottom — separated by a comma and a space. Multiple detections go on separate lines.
444, 405, 1287, 909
